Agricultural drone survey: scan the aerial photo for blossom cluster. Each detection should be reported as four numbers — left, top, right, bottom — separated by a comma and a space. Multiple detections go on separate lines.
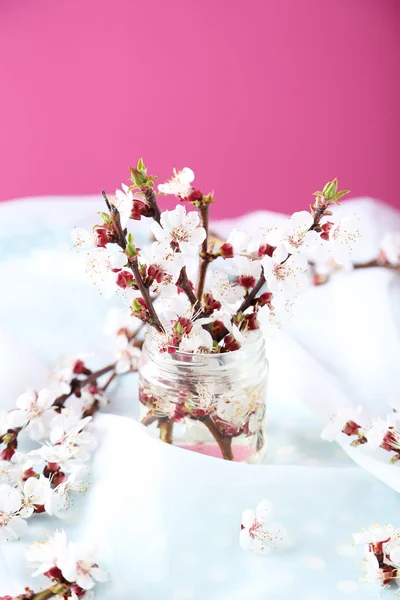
353, 524, 400, 592
0, 323, 141, 545
73, 160, 359, 355
0, 530, 108, 600
321, 397, 400, 464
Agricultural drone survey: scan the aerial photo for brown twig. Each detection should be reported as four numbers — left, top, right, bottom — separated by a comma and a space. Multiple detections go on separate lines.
353, 259, 400, 272
101, 371, 117, 392
158, 419, 174, 443
17, 583, 69, 600
129, 256, 164, 332
196, 203, 210, 300
178, 266, 198, 306
143, 186, 161, 224
141, 412, 159, 427
236, 270, 266, 315
202, 416, 234, 460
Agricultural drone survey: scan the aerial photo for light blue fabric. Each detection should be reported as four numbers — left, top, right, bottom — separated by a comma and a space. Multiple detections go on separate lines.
0, 198, 398, 600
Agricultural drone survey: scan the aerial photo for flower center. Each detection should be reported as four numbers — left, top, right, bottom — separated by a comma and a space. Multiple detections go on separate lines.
171, 225, 190, 243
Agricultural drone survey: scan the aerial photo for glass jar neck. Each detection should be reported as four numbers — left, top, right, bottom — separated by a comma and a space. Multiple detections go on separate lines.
143, 331, 266, 375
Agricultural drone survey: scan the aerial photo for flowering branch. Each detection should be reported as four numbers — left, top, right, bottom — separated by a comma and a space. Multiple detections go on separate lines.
102, 190, 164, 333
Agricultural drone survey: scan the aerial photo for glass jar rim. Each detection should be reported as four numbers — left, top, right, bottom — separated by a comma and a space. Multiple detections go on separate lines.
142, 329, 266, 371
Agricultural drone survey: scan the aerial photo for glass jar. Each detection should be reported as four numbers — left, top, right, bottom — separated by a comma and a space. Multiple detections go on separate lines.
138, 333, 268, 463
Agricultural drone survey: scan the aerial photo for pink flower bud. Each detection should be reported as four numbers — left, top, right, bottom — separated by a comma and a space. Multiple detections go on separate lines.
73, 359, 86, 374
0, 447, 15, 461
70, 584, 86, 598
94, 227, 109, 248
43, 462, 61, 478
131, 297, 149, 320
320, 221, 334, 241
130, 200, 153, 220
222, 334, 241, 352
22, 467, 37, 481
257, 292, 273, 309
244, 313, 259, 331
210, 320, 225, 337
203, 293, 222, 312
44, 566, 63, 580
52, 471, 67, 487
177, 317, 193, 335
258, 243, 275, 258
116, 270, 134, 289
238, 275, 256, 289
185, 189, 202, 202
220, 243, 234, 259
342, 420, 360, 436
148, 264, 165, 284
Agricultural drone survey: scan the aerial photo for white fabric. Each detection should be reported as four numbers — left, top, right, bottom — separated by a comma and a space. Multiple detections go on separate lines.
0, 196, 399, 599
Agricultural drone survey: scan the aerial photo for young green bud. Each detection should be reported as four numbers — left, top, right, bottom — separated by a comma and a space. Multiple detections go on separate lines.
99, 211, 112, 225
322, 178, 338, 200
125, 233, 137, 257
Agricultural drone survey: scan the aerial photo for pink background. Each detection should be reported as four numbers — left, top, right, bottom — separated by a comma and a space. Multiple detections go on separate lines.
1, 0, 399, 218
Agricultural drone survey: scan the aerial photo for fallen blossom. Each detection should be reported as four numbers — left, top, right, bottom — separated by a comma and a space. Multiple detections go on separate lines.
240, 499, 287, 553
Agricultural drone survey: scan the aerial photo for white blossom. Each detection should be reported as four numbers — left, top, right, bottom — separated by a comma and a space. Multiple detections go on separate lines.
46, 467, 89, 517
0, 408, 26, 436
226, 229, 252, 253
365, 417, 391, 450
0, 484, 27, 543
65, 388, 108, 415
84, 247, 127, 299
179, 322, 214, 353
240, 499, 287, 553
280, 211, 321, 255
227, 255, 262, 280
151, 205, 206, 255
20, 475, 53, 517
380, 232, 400, 267
27, 529, 70, 576
71, 227, 97, 249
321, 405, 363, 442
49, 410, 93, 446
58, 540, 109, 590
115, 334, 141, 374
111, 183, 139, 227
29, 421, 95, 472
15, 389, 57, 441
141, 241, 185, 296
206, 271, 243, 314
360, 547, 387, 587
104, 307, 141, 339
262, 245, 308, 299
353, 524, 394, 546
158, 167, 195, 198
324, 215, 361, 266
